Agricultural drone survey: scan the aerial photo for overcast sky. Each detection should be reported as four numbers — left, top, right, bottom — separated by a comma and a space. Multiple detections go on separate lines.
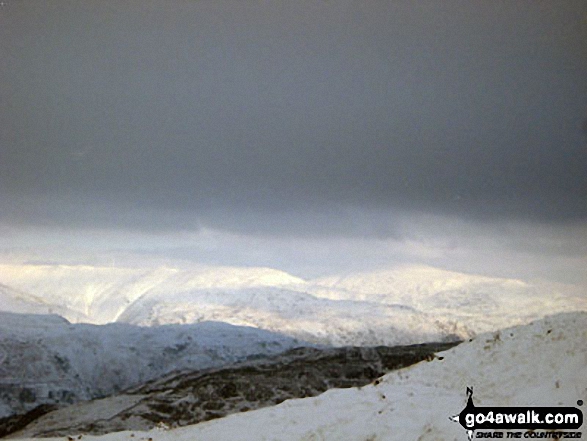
1, 1, 586, 281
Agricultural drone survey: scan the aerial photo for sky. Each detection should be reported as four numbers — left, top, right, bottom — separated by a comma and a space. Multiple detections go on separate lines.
1, 1, 586, 283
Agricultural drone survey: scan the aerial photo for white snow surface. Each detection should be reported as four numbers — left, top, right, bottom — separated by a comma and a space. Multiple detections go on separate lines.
10, 311, 586, 441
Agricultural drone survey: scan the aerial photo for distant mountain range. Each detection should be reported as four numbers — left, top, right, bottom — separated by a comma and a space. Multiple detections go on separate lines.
1, 263, 584, 339
1, 262, 584, 427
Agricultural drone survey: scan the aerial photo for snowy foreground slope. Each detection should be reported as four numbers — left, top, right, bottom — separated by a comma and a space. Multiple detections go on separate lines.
1, 263, 585, 344
0, 312, 306, 418
11, 311, 586, 441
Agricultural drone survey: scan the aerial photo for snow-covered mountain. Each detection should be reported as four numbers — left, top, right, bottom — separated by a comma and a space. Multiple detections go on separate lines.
0, 312, 307, 418
1, 263, 584, 344
9, 311, 585, 441
115, 285, 469, 346
0, 264, 472, 346
0, 264, 303, 324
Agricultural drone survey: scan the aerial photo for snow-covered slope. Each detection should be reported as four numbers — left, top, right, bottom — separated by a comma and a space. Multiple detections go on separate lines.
1, 263, 585, 345
11, 311, 584, 440
308, 266, 587, 333
116, 285, 468, 346
0, 312, 307, 418
0, 283, 84, 322
0, 265, 182, 323
0, 264, 304, 324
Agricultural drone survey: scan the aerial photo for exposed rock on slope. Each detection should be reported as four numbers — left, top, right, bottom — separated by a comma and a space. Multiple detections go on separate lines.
4, 342, 458, 438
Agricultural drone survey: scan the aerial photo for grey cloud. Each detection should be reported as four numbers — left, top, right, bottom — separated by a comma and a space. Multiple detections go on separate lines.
1, 0, 586, 236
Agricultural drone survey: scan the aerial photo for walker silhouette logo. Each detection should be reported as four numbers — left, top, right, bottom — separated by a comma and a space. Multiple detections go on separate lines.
450, 388, 583, 440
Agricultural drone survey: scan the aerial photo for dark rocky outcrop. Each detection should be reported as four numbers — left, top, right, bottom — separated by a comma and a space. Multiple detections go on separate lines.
5, 341, 459, 438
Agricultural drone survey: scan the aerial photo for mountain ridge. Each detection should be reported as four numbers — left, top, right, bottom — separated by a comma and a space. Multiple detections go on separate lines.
0, 311, 309, 419
1, 263, 584, 337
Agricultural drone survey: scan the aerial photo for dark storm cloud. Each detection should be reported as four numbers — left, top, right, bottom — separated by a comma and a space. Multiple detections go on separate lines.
1, 0, 586, 235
